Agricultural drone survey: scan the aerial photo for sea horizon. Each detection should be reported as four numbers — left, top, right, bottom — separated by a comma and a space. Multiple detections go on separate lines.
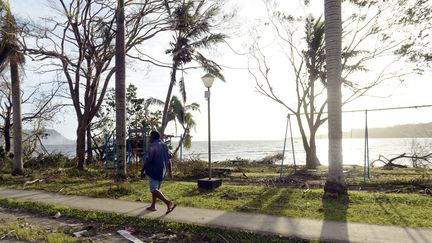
43, 137, 432, 167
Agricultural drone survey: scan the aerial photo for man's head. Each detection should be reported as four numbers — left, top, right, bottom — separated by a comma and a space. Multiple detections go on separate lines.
149, 131, 160, 142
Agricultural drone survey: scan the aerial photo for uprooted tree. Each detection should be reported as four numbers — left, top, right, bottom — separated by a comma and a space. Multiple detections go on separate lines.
249, 0, 421, 169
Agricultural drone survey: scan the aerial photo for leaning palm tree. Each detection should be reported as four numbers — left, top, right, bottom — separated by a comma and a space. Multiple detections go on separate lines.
324, 0, 346, 195
0, 0, 24, 175
166, 96, 199, 155
160, 0, 225, 135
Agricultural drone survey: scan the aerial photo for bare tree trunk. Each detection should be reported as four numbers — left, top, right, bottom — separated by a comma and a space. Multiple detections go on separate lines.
297, 114, 321, 169
160, 63, 178, 135
324, 0, 346, 195
115, 0, 127, 179
4, 117, 11, 153
306, 136, 321, 169
172, 133, 184, 156
76, 124, 86, 170
11, 53, 23, 175
86, 126, 93, 164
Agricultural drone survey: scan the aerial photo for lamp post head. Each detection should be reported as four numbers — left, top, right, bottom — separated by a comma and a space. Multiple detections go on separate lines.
201, 73, 215, 88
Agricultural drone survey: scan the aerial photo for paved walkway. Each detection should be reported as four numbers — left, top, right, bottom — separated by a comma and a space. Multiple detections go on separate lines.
0, 188, 431, 243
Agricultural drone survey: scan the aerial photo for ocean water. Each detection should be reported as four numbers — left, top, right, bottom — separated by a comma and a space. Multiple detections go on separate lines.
44, 137, 432, 166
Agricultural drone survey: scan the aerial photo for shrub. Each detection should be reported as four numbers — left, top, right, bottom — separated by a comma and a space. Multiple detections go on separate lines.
254, 153, 284, 165
24, 153, 74, 169
173, 157, 208, 179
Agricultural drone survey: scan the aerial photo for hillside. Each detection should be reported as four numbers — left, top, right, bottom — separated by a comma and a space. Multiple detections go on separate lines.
344, 122, 432, 138
39, 129, 74, 145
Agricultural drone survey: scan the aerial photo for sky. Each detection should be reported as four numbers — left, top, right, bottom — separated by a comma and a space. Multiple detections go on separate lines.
9, 0, 432, 142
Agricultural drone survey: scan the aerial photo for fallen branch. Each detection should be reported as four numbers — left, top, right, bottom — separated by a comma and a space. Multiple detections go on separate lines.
23, 179, 44, 188
217, 232, 230, 243
0, 230, 16, 240
371, 152, 432, 169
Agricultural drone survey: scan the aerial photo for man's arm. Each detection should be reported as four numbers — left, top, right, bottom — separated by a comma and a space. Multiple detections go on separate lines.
141, 146, 155, 176
167, 159, 173, 179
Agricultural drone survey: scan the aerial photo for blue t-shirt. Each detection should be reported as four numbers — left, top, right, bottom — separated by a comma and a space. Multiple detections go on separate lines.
145, 140, 171, 181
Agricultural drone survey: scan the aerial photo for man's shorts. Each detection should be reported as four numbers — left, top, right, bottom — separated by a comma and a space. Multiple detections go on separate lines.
149, 176, 162, 192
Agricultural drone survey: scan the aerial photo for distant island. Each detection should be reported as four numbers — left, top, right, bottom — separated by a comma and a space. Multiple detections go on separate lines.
43, 122, 432, 144
39, 129, 75, 145
342, 122, 432, 139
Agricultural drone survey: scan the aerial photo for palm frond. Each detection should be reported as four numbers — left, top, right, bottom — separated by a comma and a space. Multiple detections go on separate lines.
0, 0, 12, 68
189, 33, 226, 49
184, 112, 197, 130
185, 102, 200, 112
0, 0, 24, 71
185, 21, 210, 39
169, 95, 185, 126
187, 4, 220, 39
178, 75, 187, 103
192, 0, 205, 20
184, 133, 192, 149
0, 44, 11, 72
194, 51, 225, 81
145, 97, 165, 107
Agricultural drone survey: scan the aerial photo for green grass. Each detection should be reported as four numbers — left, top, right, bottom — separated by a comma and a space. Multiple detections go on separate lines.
2, 165, 432, 228
0, 198, 306, 243
0, 219, 79, 242
3, 175, 432, 228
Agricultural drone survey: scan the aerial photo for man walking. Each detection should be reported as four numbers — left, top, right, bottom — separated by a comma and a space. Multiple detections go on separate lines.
142, 131, 176, 214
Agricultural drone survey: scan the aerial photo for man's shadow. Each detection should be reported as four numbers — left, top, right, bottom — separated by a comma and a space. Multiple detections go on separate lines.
319, 188, 349, 242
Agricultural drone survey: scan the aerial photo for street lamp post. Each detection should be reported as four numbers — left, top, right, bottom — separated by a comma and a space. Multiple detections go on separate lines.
197, 73, 222, 189
202, 73, 214, 179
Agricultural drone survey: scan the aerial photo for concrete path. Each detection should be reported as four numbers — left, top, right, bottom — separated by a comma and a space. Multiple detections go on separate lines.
0, 188, 431, 243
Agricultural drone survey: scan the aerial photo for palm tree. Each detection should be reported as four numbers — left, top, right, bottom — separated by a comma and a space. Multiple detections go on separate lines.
0, 0, 24, 175
160, 0, 225, 135
166, 96, 199, 155
115, 0, 127, 179
324, 0, 346, 195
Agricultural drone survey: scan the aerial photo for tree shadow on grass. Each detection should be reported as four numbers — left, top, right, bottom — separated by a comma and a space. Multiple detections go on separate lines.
179, 185, 296, 216
198, 187, 301, 241
319, 194, 349, 242
234, 187, 295, 215
375, 195, 430, 242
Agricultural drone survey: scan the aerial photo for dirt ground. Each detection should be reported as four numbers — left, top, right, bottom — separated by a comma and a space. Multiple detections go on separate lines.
0, 207, 168, 243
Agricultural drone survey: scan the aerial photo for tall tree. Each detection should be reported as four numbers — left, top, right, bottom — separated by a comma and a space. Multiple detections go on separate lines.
115, 0, 127, 178
250, 0, 418, 169
0, 0, 24, 175
251, 17, 327, 169
159, 0, 226, 136
25, 0, 170, 170
324, 0, 346, 195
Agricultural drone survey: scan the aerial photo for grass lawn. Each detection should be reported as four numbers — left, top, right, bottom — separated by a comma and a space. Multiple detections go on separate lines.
1, 166, 432, 228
